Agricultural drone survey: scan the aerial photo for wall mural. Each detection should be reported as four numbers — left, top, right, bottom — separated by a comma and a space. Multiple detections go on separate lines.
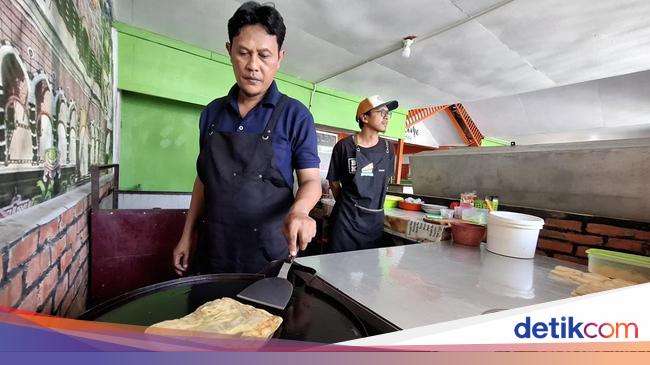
0, 0, 113, 218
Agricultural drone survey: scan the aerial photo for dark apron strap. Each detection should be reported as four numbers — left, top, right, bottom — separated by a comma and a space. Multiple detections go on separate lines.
262, 94, 289, 140
203, 99, 228, 147
379, 138, 391, 208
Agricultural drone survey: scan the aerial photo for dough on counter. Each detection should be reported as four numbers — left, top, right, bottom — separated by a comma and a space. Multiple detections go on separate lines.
571, 279, 636, 296
550, 265, 639, 296
146, 297, 282, 339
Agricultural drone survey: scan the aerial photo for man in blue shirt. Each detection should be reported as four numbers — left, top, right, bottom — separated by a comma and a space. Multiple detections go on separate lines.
173, 1, 321, 274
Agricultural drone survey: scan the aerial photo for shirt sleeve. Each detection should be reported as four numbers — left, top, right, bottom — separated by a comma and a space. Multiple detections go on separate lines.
198, 108, 208, 150
292, 112, 321, 170
326, 140, 343, 182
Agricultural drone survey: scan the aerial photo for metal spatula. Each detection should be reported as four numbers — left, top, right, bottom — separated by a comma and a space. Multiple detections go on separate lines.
237, 255, 294, 310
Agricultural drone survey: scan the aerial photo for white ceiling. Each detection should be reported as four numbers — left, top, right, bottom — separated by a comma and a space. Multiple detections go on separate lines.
463, 68, 650, 143
114, 0, 650, 145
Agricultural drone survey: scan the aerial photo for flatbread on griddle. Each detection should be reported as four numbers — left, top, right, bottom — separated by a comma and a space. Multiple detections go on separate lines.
146, 297, 282, 339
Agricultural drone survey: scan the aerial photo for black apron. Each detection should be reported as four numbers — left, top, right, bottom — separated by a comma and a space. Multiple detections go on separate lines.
195, 95, 293, 273
329, 136, 391, 253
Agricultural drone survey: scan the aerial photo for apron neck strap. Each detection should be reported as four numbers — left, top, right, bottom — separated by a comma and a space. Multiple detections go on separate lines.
352, 134, 361, 152
206, 98, 229, 140
262, 94, 289, 140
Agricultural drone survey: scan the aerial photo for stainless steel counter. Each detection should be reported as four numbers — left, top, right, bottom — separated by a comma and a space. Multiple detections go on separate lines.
297, 242, 584, 330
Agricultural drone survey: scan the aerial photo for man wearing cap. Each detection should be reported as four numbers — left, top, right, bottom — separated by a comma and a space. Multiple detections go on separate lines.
326, 95, 398, 252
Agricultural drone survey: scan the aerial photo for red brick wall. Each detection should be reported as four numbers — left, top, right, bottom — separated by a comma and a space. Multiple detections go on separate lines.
0, 199, 89, 316
537, 218, 650, 265
0, 180, 113, 317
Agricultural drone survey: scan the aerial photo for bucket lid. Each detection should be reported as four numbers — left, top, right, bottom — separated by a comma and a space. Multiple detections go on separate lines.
488, 211, 544, 227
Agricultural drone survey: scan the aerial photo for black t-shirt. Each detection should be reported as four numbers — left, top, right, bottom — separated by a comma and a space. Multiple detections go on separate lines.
326, 136, 394, 202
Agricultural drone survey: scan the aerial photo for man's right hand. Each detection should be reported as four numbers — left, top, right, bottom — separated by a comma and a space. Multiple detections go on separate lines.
173, 235, 195, 276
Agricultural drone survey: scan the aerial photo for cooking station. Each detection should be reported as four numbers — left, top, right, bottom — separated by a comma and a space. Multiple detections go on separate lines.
86, 201, 585, 343
296, 241, 581, 330
83, 240, 584, 345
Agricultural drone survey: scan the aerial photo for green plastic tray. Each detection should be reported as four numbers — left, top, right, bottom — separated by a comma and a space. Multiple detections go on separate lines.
586, 248, 650, 269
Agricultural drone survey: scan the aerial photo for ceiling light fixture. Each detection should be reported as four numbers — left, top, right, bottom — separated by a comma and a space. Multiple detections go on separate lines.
401, 35, 416, 58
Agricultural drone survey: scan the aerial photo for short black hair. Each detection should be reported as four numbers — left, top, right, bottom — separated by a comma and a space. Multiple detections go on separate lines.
228, 1, 286, 49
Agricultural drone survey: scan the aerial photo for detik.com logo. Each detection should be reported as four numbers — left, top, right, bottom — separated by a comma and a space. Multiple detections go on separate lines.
515, 316, 638, 339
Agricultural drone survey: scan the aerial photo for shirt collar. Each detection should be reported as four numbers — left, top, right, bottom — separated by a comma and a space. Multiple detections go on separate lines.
226, 80, 281, 111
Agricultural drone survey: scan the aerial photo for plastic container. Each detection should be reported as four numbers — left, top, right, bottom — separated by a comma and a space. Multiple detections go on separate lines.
451, 222, 486, 246
384, 195, 404, 209
486, 211, 544, 258
440, 208, 454, 219
421, 203, 447, 214
462, 208, 488, 225
586, 248, 650, 283
453, 203, 473, 219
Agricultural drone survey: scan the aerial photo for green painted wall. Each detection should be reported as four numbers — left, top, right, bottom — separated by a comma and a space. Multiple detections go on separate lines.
481, 136, 510, 147
119, 92, 203, 191
115, 22, 406, 192
118, 32, 234, 106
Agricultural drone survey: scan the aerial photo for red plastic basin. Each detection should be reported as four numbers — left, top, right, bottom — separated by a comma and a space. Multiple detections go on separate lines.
451, 222, 486, 246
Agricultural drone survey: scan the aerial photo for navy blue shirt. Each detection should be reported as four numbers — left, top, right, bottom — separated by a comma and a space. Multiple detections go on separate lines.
199, 81, 320, 189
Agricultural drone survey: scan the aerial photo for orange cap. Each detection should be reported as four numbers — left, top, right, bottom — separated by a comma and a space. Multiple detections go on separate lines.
356, 95, 398, 122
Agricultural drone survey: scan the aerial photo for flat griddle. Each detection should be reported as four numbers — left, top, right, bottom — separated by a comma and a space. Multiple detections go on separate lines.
80, 263, 399, 343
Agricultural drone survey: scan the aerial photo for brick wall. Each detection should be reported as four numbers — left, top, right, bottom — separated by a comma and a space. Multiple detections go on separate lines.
538, 218, 650, 265
0, 179, 113, 317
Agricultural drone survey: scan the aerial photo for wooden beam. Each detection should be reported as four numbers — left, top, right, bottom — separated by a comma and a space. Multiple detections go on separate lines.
395, 138, 405, 184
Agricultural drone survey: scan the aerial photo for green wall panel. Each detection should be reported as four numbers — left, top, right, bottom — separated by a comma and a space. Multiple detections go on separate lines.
481, 136, 510, 147
118, 32, 235, 106
275, 79, 312, 106
311, 90, 360, 132
119, 92, 202, 192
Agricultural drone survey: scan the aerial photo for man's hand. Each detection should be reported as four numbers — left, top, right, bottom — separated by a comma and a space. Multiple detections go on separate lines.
283, 211, 316, 256
172, 177, 204, 276
285, 168, 320, 255
173, 235, 196, 276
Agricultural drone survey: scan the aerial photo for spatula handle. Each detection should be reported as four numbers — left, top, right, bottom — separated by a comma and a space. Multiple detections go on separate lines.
277, 254, 295, 279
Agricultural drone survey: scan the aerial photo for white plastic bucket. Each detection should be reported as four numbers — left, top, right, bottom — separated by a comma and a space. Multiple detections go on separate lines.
479, 249, 535, 299
486, 211, 544, 259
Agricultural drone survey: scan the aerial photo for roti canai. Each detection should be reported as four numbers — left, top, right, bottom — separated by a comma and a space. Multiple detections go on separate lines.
147, 297, 283, 339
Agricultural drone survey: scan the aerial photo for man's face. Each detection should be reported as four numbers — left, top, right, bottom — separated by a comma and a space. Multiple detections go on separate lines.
363, 106, 391, 133
227, 24, 284, 99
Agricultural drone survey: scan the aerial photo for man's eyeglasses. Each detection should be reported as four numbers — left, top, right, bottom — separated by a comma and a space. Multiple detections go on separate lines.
367, 109, 392, 118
